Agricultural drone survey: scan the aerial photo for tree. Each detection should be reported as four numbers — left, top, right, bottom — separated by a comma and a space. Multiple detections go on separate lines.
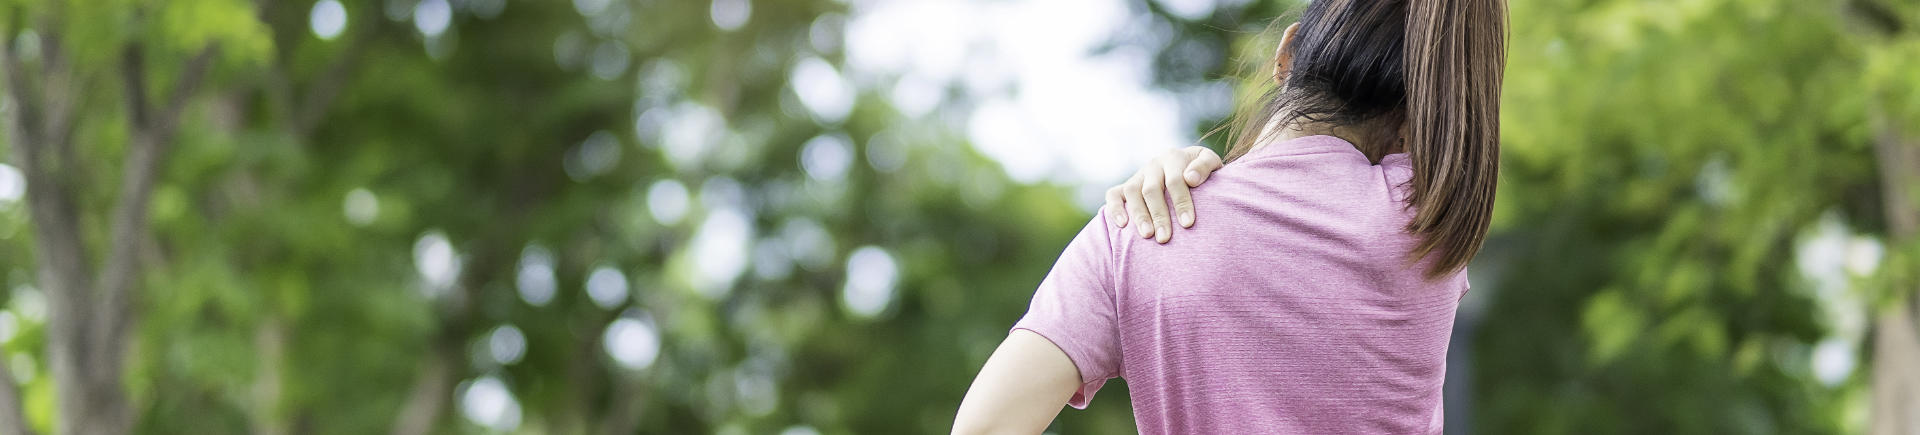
1, 1, 242, 433
2, 0, 1914, 433
3, 0, 1108, 433
1473, 0, 1915, 432
1850, 0, 1920, 431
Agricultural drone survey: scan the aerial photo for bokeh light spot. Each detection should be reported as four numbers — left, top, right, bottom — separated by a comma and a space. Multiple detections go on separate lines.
864, 130, 909, 173
458, 376, 522, 431
800, 134, 854, 182
589, 41, 631, 80
573, 0, 611, 16
604, 314, 660, 371
565, 130, 623, 181
0, 164, 25, 204
9, 286, 43, 322
516, 245, 557, 306
646, 179, 690, 225
1811, 338, 1853, 386
780, 425, 822, 435
413, 230, 461, 296
413, 0, 452, 37
487, 325, 527, 365
690, 207, 752, 299
711, 0, 751, 31
657, 103, 725, 169
808, 14, 845, 54
342, 188, 379, 226
790, 57, 854, 124
586, 266, 631, 309
309, 0, 348, 40
1152, 0, 1217, 21
841, 246, 899, 318
0, 312, 15, 345
8, 354, 33, 384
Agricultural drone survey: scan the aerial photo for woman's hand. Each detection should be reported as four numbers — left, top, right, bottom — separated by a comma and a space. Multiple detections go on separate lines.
1104, 146, 1224, 243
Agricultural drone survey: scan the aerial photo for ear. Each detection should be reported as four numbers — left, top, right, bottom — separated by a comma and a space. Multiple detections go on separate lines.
1272, 22, 1302, 84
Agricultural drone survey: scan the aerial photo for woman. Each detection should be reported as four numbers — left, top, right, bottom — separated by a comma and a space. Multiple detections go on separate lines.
952, 0, 1506, 433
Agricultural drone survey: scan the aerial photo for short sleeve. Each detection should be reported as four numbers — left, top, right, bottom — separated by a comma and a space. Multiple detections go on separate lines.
1011, 211, 1123, 409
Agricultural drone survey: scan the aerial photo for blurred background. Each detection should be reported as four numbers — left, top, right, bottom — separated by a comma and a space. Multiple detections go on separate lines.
1, 0, 1918, 433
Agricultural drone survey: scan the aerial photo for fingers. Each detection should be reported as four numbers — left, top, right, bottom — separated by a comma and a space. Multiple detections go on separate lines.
1139, 169, 1172, 243
1104, 185, 1128, 227
1162, 157, 1195, 229
1107, 146, 1223, 241
1121, 175, 1154, 239
1182, 146, 1224, 187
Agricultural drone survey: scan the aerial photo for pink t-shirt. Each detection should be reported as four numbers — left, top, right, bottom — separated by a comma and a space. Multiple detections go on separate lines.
1014, 135, 1468, 434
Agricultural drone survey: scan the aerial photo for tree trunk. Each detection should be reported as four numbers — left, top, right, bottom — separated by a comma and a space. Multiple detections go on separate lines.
1871, 114, 1920, 435
389, 346, 455, 435
0, 355, 35, 435
3, 23, 213, 434
250, 318, 289, 435
4, 28, 132, 435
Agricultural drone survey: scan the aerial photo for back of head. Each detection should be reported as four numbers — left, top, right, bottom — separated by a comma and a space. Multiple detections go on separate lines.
1219, 0, 1507, 280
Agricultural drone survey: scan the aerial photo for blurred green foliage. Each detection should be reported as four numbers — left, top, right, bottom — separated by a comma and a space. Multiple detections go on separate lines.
0, 0, 1915, 434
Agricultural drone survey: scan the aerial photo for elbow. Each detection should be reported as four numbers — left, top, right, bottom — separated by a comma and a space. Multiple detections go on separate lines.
950, 419, 1004, 435
950, 408, 1020, 435
950, 411, 987, 435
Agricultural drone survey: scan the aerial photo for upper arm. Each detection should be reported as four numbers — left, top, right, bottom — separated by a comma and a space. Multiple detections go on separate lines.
953, 213, 1128, 433
952, 329, 1084, 435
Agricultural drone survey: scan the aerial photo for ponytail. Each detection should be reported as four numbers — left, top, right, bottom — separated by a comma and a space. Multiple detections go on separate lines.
1215, 0, 1506, 279
1403, 0, 1506, 279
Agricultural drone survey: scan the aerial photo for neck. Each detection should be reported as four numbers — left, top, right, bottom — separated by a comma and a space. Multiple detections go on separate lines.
1250, 117, 1405, 162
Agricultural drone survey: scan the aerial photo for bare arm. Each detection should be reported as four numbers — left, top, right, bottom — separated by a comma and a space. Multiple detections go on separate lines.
953, 330, 1085, 435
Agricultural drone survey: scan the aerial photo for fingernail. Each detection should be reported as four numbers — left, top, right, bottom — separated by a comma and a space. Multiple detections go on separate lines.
1186, 170, 1201, 181
1138, 226, 1151, 238
1180, 212, 1193, 227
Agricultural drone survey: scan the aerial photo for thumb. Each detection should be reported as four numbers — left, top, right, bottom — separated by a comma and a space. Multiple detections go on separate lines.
1183, 148, 1224, 186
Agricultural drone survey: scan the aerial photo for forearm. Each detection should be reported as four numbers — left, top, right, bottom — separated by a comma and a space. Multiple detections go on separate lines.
952, 330, 1083, 434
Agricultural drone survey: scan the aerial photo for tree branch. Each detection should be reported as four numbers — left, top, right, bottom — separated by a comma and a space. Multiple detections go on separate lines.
3, 20, 44, 147
294, 16, 378, 137
256, 1, 376, 139
31, 15, 74, 167
120, 43, 153, 130
93, 45, 218, 363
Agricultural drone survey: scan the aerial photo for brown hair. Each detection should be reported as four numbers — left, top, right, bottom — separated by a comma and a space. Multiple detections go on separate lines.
1214, 0, 1507, 279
